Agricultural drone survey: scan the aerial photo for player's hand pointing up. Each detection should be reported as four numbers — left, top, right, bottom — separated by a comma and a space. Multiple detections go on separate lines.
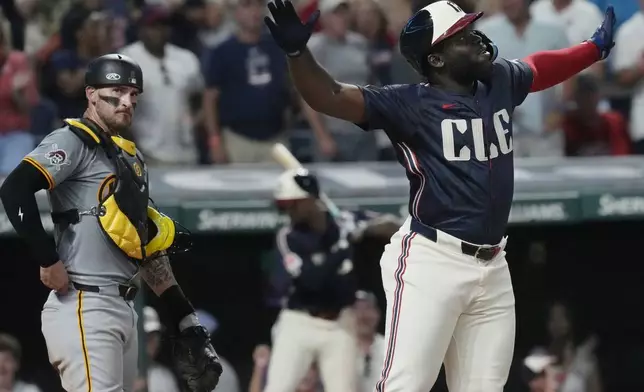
265, 0, 319, 57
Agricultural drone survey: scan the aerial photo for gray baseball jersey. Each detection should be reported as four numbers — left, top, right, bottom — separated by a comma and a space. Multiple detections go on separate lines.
25, 126, 145, 286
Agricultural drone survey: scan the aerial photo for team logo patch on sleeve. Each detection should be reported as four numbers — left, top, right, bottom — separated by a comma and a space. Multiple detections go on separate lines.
44, 144, 71, 171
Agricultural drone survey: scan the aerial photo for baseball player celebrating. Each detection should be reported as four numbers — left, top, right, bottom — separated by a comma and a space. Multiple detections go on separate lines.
0, 54, 222, 392
265, 168, 398, 392
263, 1, 616, 391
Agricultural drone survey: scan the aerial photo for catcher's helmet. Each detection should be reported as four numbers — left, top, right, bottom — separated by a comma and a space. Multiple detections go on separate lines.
85, 53, 144, 93
274, 168, 320, 201
400, 0, 498, 75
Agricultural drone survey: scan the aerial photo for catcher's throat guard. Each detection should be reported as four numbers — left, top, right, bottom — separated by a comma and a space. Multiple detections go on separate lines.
51, 118, 191, 263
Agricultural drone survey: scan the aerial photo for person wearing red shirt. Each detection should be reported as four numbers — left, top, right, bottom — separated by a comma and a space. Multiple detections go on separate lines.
562, 74, 631, 156
299, 0, 322, 31
0, 28, 40, 175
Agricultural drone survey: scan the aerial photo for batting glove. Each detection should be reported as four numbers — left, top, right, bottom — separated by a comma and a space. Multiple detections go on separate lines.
264, 0, 319, 57
588, 5, 616, 60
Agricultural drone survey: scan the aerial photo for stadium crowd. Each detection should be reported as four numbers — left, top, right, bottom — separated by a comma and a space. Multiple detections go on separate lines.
1, 0, 643, 391
0, 0, 643, 173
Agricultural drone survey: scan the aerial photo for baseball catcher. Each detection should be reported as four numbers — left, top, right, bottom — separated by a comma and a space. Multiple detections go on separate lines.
0, 54, 221, 391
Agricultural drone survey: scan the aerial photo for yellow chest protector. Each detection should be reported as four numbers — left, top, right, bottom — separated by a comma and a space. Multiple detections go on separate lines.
51, 118, 185, 263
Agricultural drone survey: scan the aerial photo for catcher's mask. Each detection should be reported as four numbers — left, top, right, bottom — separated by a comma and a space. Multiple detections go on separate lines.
399, 0, 498, 76
273, 168, 320, 211
145, 204, 193, 259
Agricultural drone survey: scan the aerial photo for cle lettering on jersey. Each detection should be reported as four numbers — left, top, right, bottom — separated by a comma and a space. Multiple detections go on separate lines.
441, 109, 513, 162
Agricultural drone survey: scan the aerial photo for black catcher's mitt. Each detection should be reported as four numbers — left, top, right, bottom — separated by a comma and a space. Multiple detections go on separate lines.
172, 325, 223, 392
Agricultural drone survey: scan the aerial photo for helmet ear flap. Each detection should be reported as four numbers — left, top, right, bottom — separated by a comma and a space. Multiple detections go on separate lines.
472, 30, 498, 62
293, 173, 320, 198
399, 9, 434, 75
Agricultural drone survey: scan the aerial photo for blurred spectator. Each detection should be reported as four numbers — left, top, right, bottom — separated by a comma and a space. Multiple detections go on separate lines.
3, 0, 48, 58
303, 0, 378, 162
354, 291, 384, 392
199, 0, 236, 50
383, 0, 413, 36
562, 74, 631, 156
477, 0, 569, 157
194, 309, 241, 392
169, 0, 207, 56
45, 7, 109, 119
534, 301, 603, 392
0, 26, 39, 176
248, 345, 323, 392
139, 306, 182, 392
353, 0, 393, 86
297, 0, 322, 32
103, 0, 130, 51
352, 0, 396, 160
477, 0, 503, 16
0, 333, 42, 392
529, 0, 605, 77
120, 5, 204, 166
388, 0, 422, 86
0, 0, 26, 51
589, 0, 640, 30
530, 0, 603, 47
202, 0, 290, 164
412, 0, 476, 13
521, 348, 557, 392
612, 1, 644, 154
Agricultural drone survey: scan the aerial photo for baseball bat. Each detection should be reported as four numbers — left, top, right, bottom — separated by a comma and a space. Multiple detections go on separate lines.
271, 143, 342, 218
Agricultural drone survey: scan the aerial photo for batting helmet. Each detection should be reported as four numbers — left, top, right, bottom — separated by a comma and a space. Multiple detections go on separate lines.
85, 54, 144, 93
274, 168, 320, 202
399, 0, 498, 75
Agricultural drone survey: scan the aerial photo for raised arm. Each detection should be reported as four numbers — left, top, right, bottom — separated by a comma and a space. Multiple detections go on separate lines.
265, 0, 366, 123
287, 49, 365, 122
523, 6, 615, 93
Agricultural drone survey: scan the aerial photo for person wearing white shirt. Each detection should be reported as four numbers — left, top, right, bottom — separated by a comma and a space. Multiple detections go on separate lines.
530, 0, 603, 45
530, 0, 605, 77
354, 291, 385, 392
612, 4, 644, 153
120, 5, 204, 166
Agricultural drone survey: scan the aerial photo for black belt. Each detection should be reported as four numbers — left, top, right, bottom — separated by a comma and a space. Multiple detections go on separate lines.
410, 220, 501, 262
73, 282, 139, 301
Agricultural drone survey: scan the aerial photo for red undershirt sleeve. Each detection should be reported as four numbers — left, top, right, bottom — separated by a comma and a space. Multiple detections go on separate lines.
523, 42, 600, 92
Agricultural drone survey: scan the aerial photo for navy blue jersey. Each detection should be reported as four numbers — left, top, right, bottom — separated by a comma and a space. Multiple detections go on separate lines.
272, 210, 371, 312
358, 58, 534, 245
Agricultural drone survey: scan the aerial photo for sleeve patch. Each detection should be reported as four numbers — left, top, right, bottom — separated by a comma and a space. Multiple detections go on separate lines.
43, 144, 71, 171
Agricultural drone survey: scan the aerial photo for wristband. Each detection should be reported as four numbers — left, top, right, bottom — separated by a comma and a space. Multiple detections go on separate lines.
159, 285, 195, 328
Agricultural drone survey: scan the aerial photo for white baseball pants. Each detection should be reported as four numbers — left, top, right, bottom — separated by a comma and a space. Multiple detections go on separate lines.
264, 309, 358, 392
375, 218, 516, 392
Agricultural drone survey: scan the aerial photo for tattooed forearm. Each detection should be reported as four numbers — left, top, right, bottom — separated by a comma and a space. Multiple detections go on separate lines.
140, 253, 177, 295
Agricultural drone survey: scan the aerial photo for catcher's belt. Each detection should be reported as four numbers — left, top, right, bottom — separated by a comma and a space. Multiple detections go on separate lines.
72, 282, 139, 301
51, 118, 191, 264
